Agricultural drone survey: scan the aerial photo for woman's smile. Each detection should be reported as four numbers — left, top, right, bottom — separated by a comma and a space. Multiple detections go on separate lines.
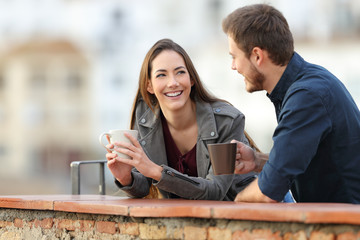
165, 90, 183, 97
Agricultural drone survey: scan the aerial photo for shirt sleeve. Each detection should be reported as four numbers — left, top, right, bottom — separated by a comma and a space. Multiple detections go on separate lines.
258, 88, 332, 201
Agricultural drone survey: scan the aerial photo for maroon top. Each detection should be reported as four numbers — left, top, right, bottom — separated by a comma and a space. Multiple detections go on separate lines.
161, 114, 198, 177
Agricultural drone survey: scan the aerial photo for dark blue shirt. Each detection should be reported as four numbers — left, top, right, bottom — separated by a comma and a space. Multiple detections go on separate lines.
258, 52, 360, 203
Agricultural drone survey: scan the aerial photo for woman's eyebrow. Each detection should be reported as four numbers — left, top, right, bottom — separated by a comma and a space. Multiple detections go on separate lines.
155, 66, 185, 73
174, 66, 186, 71
154, 69, 167, 74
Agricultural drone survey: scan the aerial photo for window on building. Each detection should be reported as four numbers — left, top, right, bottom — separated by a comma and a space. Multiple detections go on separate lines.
0, 105, 5, 123
0, 144, 6, 156
0, 72, 4, 90
0, 144, 7, 163
22, 102, 45, 127
65, 69, 82, 90
30, 69, 47, 91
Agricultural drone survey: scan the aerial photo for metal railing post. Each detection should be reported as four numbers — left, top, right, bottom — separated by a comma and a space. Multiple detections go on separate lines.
70, 161, 80, 195
70, 160, 107, 195
99, 161, 105, 195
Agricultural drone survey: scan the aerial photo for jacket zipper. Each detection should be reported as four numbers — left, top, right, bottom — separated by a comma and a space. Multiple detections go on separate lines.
164, 170, 200, 185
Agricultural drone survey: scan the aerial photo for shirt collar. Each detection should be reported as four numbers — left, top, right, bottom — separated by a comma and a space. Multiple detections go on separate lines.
267, 52, 304, 103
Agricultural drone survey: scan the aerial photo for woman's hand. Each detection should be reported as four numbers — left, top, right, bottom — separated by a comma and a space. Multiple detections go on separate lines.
231, 139, 257, 174
106, 136, 133, 186
112, 132, 163, 181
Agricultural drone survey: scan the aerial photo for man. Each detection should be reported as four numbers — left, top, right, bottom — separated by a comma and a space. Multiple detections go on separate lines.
222, 4, 360, 203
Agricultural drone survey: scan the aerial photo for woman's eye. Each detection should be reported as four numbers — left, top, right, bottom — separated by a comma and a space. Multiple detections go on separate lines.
156, 73, 166, 78
177, 70, 186, 75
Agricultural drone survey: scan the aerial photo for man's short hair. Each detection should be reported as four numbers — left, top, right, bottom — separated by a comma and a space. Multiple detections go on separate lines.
222, 4, 294, 66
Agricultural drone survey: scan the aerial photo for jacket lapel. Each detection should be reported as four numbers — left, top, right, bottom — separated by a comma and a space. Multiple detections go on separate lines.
195, 101, 218, 178
137, 107, 168, 166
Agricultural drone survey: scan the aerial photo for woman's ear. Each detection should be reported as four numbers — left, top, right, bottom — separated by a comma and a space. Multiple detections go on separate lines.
147, 80, 154, 94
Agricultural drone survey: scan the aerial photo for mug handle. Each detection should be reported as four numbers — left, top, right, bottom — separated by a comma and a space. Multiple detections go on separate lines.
99, 132, 113, 152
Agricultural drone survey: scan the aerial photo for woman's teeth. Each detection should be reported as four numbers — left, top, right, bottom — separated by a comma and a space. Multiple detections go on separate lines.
165, 91, 182, 97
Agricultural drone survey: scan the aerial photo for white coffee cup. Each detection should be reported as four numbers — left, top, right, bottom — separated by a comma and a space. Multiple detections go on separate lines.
99, 129, 139, 159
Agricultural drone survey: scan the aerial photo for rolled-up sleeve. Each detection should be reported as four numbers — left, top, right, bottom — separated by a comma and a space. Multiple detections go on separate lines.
258, 162, 290, 201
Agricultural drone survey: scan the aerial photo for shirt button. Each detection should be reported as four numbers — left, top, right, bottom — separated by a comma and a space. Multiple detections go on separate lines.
141, 140, 146, 146
210, 132, 215, 136
140, 118, 146, 124
215, 108, 221, 113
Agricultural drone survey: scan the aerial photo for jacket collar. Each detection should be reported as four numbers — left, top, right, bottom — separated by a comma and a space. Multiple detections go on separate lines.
137, 105, 160, 129
196, 98, 218, 140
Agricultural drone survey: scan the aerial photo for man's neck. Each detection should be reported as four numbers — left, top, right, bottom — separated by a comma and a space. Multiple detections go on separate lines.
263, 64, 287, 94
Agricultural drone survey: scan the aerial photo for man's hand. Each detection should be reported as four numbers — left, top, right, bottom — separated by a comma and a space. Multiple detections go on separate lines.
231, 140, 269, 174
231, 140, 257, 174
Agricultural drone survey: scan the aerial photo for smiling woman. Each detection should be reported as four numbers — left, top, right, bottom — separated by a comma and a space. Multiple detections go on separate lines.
147, 50, 195, 119
104, 38, 258, 200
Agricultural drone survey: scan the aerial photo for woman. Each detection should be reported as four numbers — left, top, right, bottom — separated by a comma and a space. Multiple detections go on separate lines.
106, 38, 257, 200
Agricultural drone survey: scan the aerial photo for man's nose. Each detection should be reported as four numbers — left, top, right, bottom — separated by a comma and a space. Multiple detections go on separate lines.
231, 60, 236, 70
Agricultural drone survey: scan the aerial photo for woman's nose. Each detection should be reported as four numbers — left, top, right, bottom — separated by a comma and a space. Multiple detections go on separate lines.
167, 75, 179, 87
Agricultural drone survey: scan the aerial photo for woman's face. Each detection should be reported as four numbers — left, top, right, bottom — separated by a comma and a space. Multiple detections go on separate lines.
147, 50, 194, 113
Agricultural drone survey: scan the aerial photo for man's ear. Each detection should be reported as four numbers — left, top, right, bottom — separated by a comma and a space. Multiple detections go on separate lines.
147, 80, 154, 94
252, 47, 264, 66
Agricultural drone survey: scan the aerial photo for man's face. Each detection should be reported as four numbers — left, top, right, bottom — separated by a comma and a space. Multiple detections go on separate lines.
228, 36, 265, 93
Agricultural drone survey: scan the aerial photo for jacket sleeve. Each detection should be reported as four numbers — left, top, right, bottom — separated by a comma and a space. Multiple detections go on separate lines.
154, 165, 256, 200
114, 170, 152, 198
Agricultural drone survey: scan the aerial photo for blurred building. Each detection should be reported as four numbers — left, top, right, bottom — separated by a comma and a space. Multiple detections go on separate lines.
0, 40, 92, 177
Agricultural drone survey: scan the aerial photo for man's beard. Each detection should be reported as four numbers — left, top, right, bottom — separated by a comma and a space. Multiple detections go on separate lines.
245, 62, 265, 93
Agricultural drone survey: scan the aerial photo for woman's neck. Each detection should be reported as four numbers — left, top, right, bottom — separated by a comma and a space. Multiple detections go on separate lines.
161, 100, 197, 131
161, 100, 198, 155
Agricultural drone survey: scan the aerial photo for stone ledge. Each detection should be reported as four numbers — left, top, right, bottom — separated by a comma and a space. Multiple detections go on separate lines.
1, 195, 360, 225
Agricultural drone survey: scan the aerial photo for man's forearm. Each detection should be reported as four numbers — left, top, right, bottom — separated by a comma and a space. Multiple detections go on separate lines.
234, 178, 276, 203
254, 152, 269, 172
